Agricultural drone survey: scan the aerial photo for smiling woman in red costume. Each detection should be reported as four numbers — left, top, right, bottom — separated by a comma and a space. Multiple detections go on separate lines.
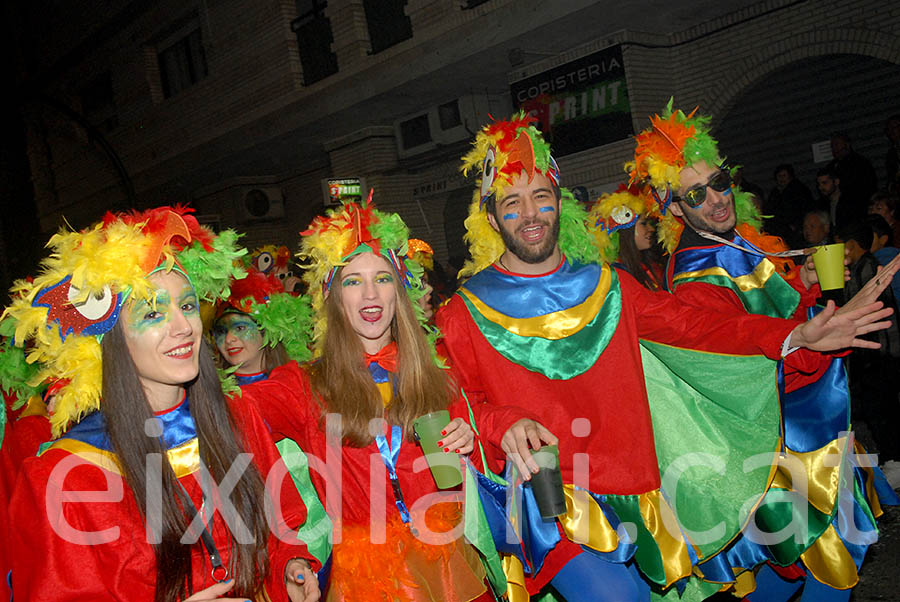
4, 207, 319, 602
243, 195, 538, 602
212, 268, 314, 387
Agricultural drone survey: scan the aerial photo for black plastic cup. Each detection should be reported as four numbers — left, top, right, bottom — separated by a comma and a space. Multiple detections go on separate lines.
526, 444, 567, 519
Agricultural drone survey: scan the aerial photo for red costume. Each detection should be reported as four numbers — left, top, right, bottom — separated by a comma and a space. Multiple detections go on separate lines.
243, 350, 524, 602
9, 394, 315, 602
436, 258, 800, 594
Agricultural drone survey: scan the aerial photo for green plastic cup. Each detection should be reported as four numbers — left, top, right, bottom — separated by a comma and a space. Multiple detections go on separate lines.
811, 243, 845, 291
413, 409, 463, 489
527, 444, 567, 519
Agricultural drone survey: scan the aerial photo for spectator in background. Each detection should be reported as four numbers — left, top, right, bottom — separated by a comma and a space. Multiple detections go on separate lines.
868, 190, 900, 250
802, 209, 831, 247
817, 167, 862, 231
884, 115, 900, 193
827, 132, 878, 209
866, 213, 900, 303
834, 219, 900, 473
764, 163, 813, 247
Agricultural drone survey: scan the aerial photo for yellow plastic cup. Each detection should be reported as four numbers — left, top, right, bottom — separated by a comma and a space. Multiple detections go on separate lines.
811, 243, 845, 291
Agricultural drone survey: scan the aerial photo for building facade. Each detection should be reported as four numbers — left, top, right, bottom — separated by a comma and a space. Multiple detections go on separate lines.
11, 0, 900, 276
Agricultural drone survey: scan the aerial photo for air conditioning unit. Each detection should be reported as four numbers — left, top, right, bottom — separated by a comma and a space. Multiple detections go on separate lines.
236, 186, 285, 222
394, 94, 509, 158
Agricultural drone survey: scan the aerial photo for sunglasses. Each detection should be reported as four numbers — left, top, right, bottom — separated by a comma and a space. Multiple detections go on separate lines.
676, 170, 732, 208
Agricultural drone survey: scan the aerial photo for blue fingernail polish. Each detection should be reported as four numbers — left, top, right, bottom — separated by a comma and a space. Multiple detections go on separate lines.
296, 574, 305, 582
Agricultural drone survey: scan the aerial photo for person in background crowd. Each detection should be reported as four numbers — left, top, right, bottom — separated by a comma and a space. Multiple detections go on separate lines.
885, 115, 900, 193
3, 207, 320, 602
827, 131, 878, 210
802, 209, 832, 247
866, 213, 900, 303
763, 163, 814, 247
629, 102, 900, 602
817, 166, 863, 231
868, 190, 900, 251
588, 184, 666, 290
212, 268, 312, 386
834, 219, 900, 484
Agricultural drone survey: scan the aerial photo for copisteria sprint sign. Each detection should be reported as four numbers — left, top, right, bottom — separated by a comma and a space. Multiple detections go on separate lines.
511, 45, 632, 157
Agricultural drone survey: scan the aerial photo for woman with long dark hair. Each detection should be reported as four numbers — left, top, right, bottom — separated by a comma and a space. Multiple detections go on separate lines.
244, 198, 548, 602
6, 208, 319, 602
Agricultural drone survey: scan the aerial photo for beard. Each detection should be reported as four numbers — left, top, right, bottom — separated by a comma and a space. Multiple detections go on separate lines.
680, 201, 737, 236
498, 214, 561, 264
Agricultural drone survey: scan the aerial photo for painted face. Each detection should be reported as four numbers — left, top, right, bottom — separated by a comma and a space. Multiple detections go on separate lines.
672, 162, 737, 235
488, 171, 560, 265
122, 270, 202, 409
633, 216, 655, 251
213, 312, 265, 374
338, 252, 397, 354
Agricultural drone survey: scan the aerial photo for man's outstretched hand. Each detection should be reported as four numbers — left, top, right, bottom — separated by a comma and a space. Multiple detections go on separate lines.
836, 252, 900, 315
791, 300, 893, 352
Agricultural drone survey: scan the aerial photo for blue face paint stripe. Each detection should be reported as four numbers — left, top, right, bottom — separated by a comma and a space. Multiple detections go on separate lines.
503, 213, 518, 221
539, 206, 555, 213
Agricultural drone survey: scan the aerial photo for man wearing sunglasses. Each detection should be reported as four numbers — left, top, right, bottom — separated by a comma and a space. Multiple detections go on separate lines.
630, 103, 900, 602
668, 164, 736, 234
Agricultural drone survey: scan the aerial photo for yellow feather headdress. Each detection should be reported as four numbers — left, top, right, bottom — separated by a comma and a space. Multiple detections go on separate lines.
298, 194, 435, 356
587, 185, 658, 263
2, 207, 245, 436
458, 113, 598, 278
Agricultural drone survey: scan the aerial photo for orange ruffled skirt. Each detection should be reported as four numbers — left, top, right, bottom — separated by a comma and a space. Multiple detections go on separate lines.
327, 502, 488, 602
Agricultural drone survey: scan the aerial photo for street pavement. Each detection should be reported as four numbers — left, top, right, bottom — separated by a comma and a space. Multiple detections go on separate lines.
852, 502, 900, 601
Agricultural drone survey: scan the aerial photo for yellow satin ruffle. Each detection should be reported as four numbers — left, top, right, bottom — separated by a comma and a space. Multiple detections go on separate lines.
557, 485, 618, 552
639, 489, 697, 586
854, 439, 883, 519
673, 259, 776, 292
501, 486, 696, 601
502, 555, 529, 602
769, 436, 848, 516
800, 523, 859, 589
458, 266, 610, 339
47, 437, 201, 478
796, 438, 889, 589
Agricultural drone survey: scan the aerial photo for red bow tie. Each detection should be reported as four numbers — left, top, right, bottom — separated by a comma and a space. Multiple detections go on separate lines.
364, 341, 398, 372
